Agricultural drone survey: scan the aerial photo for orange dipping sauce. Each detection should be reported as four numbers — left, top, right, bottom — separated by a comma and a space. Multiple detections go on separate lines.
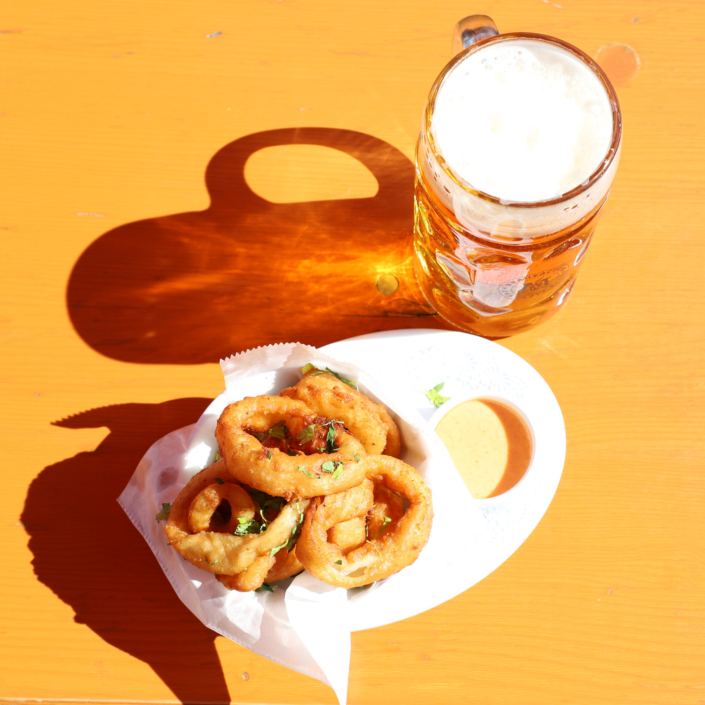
435, 399, 533, 499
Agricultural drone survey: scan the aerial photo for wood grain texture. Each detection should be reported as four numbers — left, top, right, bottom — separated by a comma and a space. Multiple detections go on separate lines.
1, 0, 704, 704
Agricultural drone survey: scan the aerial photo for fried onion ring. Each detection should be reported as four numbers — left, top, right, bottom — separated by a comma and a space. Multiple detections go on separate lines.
366, 482, 405, 540
215, 396, 366, 499
374, 403, 401, 458
328, 517, 367, 554
264, 545, 304, 582
217, 546, 304, 591
281, 371, 393, 455
165, 460, 309, 575
188, 482, 254, 534
297, 456, 432, 588
326, 477, 375, 554
217, 555, 275, 592
281, 370, 401, 457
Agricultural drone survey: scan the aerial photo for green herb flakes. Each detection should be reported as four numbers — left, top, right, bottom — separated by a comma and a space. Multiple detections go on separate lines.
375, 516, 392, 539
425, 382, 450, 407
155, 503, 171, 523
331, 465, 344, 480
268, 420, 288, 440
325, 422, 339, 453
297, 424, 317, 443
321, 460, 344, 474
233, 517, 261, 536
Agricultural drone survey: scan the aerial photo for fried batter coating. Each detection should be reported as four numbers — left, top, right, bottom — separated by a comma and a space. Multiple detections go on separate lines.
165, 460, 308, 575
188, 483, 254, 534
216, 396, 367, 500
325, 478, 375, 554
281, 370, 401, 457
217, 555, 276, 592
297, 457, 432, 588
264, 545, 304, 582
217, 546, 304, 591
366, 483, 405, 540
328, 517, 367, 554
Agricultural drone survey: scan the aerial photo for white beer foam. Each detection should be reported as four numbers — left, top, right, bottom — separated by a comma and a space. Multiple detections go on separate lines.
432, 39, 613, 203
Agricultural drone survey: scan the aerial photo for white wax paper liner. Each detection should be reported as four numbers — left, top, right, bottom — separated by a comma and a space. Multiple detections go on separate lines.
118, 342, 489, 704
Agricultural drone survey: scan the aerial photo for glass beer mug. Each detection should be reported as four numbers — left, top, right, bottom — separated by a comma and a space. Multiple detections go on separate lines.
414, 15, 622, 337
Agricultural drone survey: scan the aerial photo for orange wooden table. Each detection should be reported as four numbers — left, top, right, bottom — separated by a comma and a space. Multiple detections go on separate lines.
2, 1, 704, 704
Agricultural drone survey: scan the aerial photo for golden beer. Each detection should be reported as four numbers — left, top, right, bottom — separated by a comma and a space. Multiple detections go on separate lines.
414, 26, 622, 338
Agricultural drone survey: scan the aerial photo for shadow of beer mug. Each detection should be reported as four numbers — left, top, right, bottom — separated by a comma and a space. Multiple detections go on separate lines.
67, 128, 440, 365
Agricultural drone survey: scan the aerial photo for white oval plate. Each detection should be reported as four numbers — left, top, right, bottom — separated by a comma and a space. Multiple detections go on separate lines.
190, 329, 565, 631
321, 329, 566, 630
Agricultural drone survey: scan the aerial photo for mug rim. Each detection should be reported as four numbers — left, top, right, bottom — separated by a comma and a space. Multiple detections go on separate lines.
424, 32, 623, 209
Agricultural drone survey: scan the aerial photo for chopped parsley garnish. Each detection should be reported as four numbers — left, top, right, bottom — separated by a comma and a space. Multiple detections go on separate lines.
155, 503, 171, 523
302, 364, 357, 389
233, 516, 261, 536
331, 465, 344, 480
334, 560, 343, 565
267, 450, 272, 460
325, 422, 339, 453
253, 421, 289, 444
321, 460, 344, 474
270, 542, 285, 557
250, 489, 286, 526
214, 477, 225, 484
268, 420, 288, 440
314, 367, 356, 388
297, 420, 340, 452
297, 466, 317, 479
270, 509, 305, 556
214, 450, 222, 462
297, 424, 317, 443
375, 516, 392, 539
255, 583, 274, 593
354, 455, 361, 463
425, 382, 450, 407
366, 540, 383, 558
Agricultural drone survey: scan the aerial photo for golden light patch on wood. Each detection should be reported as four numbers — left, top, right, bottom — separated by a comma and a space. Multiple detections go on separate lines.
596, 43, 640, 86
376, 273, 400, 295
245, 144, 379, 203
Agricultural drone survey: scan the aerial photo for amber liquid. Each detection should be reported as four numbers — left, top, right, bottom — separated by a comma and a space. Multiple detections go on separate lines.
413, 168, 608, 338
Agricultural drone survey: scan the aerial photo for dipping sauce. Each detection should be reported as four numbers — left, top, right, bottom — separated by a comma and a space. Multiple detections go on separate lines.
435, 399, 533, 499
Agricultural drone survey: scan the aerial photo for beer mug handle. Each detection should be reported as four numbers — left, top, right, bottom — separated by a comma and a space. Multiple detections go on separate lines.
451, 15, 499, 56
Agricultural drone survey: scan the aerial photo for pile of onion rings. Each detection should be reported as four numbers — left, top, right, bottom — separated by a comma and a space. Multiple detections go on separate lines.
160, 366, 433, 593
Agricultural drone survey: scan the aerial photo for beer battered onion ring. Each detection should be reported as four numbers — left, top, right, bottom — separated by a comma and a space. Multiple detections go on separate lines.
297, 456, 433, 588
281, 371, 401, 457
215, 396, 367, 499
217, 555, 275, 592
188, 482, 254, 534
165, 460, 309, 575
327, 478, 375, 554
217, 546, 304, 591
